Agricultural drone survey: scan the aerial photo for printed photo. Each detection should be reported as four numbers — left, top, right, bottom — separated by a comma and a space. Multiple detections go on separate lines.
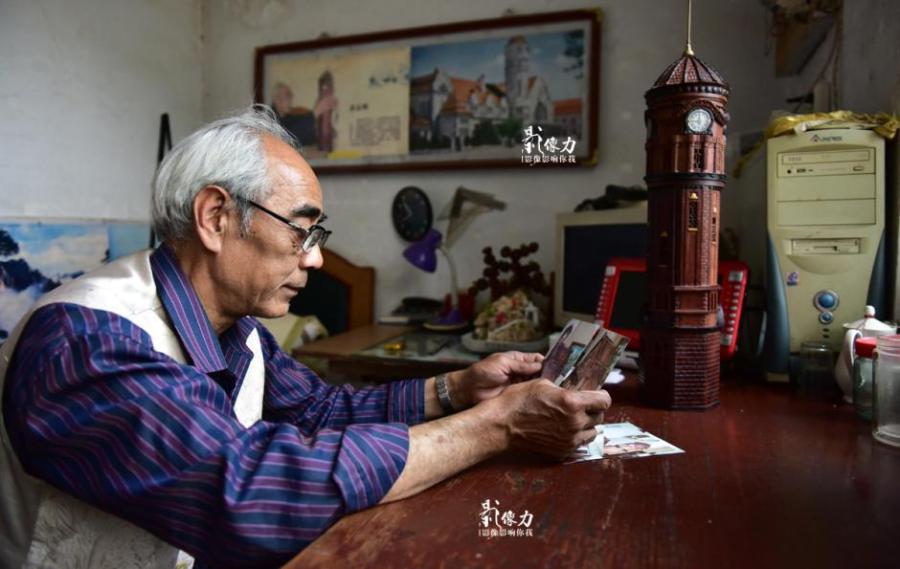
541, 319, 598, 382
542, 318, 628, 389
568, 422, 685, 463
560, 328, 629, 391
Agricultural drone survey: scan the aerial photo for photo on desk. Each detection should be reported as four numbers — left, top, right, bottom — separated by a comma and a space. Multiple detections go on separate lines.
568, 422, 684, 464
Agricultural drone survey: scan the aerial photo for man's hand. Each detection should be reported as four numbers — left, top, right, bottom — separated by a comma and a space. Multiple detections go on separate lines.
449, 351, 543, 409
383, 376, 612, 504
489, 378, 611, 461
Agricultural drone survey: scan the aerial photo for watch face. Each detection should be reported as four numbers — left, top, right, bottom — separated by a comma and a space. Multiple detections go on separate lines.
685, 108, 713, 134
391, 186, 433, 242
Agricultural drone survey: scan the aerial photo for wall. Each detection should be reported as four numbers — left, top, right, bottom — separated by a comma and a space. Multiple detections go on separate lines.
4, 0, 893, 323
728, 0, 900, 288
841, 0, 900, 114
203, 0, 784, 318
0, 0, 204, 221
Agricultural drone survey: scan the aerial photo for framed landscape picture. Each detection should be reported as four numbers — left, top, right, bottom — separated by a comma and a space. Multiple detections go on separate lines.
0, 220, 150, 342
254, 9, 601, 173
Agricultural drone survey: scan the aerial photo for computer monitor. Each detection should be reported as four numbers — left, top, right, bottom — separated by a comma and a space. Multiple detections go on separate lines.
553, 203, 648, 328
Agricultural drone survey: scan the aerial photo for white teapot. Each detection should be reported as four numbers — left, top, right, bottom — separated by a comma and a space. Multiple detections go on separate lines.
835, 305, 896, 402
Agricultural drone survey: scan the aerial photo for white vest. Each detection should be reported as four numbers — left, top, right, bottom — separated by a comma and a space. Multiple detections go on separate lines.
0, 250, 267, 569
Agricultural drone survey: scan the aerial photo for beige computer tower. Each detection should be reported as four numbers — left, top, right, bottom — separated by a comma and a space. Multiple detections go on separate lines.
765, 128, 887, 381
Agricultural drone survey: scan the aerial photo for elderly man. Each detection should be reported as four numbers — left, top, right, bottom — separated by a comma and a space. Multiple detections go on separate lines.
0, 107, 610, 568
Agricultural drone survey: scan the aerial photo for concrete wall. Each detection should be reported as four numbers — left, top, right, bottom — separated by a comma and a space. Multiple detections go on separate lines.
203, 0, 784, 318
0, 0, 204, 221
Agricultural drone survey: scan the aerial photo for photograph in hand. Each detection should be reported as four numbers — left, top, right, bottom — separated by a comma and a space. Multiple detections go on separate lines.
540, 320, 576, 380
560, 327, 629, 391
541, 319, 629, 390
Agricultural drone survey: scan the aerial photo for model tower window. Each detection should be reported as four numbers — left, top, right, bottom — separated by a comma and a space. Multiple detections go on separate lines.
688, 194, 699, 230
693, 147, 705, 171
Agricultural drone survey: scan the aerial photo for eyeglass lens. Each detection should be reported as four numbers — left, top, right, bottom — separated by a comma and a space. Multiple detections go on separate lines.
301, 226, 330, 253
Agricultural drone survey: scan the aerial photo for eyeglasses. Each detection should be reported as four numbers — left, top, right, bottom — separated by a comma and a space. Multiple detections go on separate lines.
246, 199, 331, 253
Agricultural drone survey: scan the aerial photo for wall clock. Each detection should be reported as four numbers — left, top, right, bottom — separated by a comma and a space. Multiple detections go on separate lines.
391, 186, 433, 242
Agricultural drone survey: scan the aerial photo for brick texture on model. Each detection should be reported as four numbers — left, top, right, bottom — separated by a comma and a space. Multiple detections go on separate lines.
641, 39, 730, 409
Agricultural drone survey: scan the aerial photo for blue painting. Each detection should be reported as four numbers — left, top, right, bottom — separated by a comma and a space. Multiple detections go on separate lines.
0, 221, 150, 341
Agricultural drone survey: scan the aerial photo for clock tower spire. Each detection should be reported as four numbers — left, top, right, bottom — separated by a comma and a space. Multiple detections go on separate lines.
684, 0, 694, 56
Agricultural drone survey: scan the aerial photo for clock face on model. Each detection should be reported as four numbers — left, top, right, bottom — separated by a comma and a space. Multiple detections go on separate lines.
391, 186, 433, 242
685, 108, 713, 134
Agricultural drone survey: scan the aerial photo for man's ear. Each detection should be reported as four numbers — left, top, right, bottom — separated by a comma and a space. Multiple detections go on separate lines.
193, 186, 232, 253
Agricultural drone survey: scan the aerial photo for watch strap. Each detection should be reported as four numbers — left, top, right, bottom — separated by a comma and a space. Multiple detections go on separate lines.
435, 373, 455, 415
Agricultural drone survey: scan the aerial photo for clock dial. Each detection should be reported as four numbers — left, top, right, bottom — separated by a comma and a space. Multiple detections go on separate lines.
391, 186, 433, 242
685, 108, 713, 134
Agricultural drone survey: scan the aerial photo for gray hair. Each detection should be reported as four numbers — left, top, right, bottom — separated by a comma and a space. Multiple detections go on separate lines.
151, 105, 298, 242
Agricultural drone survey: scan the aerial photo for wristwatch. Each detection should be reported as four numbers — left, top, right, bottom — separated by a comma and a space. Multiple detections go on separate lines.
435, 373, 455, 415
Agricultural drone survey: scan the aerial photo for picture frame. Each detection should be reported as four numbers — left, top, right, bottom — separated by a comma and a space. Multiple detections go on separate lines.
254, 9, 601, 173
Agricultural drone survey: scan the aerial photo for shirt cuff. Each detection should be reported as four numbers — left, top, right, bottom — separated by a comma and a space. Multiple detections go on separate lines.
386, 378, 426, 426
332, 423, 410, 513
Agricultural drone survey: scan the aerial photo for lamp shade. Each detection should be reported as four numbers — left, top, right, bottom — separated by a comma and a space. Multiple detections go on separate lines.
403, 229, 442, 273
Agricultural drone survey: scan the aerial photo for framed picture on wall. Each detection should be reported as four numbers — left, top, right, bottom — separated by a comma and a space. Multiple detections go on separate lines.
254, 9, 601, 173
0, 219, 150, 342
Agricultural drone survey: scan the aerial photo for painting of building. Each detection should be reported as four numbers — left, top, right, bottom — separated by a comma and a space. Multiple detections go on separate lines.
554, 98, 583, 139
409, 30, 585, 154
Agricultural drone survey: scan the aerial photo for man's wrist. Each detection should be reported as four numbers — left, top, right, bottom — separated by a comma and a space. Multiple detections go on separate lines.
446, 370, 472, 409
434, 373, 456, 415
474, 394, 512, 452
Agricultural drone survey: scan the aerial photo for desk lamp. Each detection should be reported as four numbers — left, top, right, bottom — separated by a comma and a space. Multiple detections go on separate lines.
403, 229, 466, 330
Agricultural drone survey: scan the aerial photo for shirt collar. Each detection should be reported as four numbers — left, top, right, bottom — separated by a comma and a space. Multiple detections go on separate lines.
220, 317, 258, 380
150, 244, 228, 374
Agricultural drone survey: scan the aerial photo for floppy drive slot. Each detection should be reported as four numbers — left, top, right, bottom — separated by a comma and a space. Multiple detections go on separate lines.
791, 238, 861, 255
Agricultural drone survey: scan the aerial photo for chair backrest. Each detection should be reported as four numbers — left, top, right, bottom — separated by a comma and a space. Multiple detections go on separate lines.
289, 248, 374, 334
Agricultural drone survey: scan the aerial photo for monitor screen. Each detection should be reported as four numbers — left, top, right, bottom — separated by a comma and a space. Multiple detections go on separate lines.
562, 223, 647, 316
609, 270, 646, 331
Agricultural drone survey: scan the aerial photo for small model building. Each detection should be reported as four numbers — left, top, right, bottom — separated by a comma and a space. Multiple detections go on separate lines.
641, 36, 730, 409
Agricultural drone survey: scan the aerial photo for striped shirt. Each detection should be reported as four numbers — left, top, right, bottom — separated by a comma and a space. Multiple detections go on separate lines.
2, 245, 425, 568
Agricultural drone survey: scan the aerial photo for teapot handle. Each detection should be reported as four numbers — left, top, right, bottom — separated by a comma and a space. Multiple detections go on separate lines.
843, 329, 862, 370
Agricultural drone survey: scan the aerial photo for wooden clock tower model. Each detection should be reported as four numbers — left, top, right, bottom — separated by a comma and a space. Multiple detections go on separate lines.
641, 4, 730, 409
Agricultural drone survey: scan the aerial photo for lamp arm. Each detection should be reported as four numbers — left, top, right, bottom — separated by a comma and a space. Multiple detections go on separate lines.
437, 244, 460, 311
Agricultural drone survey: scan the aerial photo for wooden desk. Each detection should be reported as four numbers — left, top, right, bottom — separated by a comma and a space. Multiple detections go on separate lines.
293, 324, 477, 381
286, 377, 900, 569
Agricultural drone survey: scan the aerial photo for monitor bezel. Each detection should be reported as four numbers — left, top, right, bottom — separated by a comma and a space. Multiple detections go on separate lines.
553, 203, 648, 328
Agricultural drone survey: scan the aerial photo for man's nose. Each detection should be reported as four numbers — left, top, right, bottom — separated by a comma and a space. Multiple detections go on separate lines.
299, 244, 324, 270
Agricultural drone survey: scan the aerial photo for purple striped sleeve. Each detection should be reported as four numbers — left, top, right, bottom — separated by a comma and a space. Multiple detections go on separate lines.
255, 321, 426, 430
2, 303, 410, 568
